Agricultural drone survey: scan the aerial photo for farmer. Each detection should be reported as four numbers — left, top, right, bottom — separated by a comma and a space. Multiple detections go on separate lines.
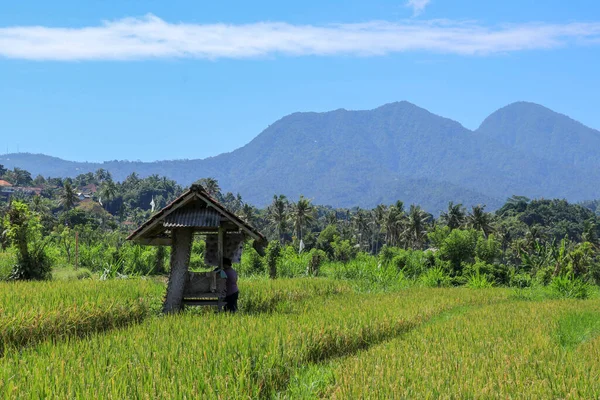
223, 258, 239, 313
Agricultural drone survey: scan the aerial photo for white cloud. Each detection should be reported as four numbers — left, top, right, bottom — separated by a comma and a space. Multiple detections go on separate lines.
407, 0, 431, 16
0, 15, 599, 61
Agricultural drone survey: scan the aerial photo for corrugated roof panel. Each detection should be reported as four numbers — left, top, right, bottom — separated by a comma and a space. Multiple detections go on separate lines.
163, 208, 221, 228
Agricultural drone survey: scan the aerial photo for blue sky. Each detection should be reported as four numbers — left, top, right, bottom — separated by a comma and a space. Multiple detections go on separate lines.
1, 0, 599, 162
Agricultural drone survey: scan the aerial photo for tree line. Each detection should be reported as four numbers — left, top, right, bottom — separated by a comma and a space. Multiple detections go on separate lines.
1, 164, 599, 292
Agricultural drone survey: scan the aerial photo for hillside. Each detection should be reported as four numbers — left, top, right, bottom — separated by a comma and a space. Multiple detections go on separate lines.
2, 101, 599, 212
477, 102, 600, 170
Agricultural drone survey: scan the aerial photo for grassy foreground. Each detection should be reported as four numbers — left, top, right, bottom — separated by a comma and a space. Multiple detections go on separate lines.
0, 279, 163, 355
0, 286, 506, 398
1, 278, 599, 399
324, 299, 600, 399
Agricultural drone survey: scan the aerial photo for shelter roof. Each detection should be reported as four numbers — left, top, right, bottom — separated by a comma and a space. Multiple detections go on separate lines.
0, 180, 12, 187
127, 184, 266, 247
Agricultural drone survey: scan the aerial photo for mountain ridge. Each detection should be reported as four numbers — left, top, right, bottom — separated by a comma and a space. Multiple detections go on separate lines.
2, 101, 599, 212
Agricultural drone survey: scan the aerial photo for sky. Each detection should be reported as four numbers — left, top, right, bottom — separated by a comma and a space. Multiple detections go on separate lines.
1, 0, 599, 162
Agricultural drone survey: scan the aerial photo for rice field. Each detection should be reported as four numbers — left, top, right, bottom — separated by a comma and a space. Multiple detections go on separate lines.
0, 279, 164, 354
324, 299, 600, 399
1, 278, 598, 399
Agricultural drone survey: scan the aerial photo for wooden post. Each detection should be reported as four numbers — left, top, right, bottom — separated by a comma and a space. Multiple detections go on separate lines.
218, 226, 224, 269
163, 228, 193, 314
74, 231, 79, 270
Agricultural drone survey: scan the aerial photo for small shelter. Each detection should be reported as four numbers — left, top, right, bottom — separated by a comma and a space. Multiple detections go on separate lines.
127, 184, 266, 313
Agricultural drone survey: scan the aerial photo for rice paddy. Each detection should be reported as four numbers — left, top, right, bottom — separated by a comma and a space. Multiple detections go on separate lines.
1, 278, 598, 399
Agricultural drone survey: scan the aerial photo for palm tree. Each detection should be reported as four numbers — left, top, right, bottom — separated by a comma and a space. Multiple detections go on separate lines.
196, 177, 221, 197
467, 205, 495, 237
100, 178, 118, 208
352, 208, 371, 251
268, 195, 289, 244
290, 195, 315, 242
325, 211, 338, 226
369, 204, 387, 253
582, 219, 598, 247
59, 182, 79, 211
403, 205, 430, 249
94, 168, 111, 183
240, 203, 256, 225
30, 195, 49, 215
440, 201, 466, 230
383, 202, 406, 247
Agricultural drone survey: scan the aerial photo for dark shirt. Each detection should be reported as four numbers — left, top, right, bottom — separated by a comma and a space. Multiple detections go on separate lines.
224, 267, 239, 295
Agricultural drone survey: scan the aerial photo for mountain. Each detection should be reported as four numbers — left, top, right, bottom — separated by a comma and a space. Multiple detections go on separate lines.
477, 102, 600, 171
2, 101, 599, 212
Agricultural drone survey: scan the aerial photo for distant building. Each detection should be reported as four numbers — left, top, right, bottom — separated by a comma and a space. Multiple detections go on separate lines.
15, 187, 43, 196
0, 180, 14, 199
80, 184, 98, 194
77, 192, 93, 201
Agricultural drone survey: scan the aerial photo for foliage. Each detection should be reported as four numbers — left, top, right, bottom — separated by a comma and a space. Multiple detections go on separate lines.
239, 243, 264, 276
266, 240, 281, 279
306, 248, 327, 276
438, 228, 479, 275
549, 274, 591, 299
4, 201, 52, 280
465, 271, 494, 288
419, 266, 451, 288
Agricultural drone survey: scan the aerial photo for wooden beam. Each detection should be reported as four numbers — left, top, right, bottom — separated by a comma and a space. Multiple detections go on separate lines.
129, 192, 196, 242
218, 226, 224, 269
196, 193, 263, 242
162, 228, 193, 314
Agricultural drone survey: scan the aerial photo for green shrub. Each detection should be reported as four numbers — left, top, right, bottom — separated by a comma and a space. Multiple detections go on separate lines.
240, 243, 264, 276
438, 229, 479, 275
331, 237, 357, 263
0, 251, 17, 281
549, 274, 590, 299
465, 271, 494, 289
419, 267, 451, 288
379, 245, 403, 266
306, 249, 327, 276
266, 241, 281, 279
188, 239, 207, 271
475, 234, 502, 264
509, 271, 533, 288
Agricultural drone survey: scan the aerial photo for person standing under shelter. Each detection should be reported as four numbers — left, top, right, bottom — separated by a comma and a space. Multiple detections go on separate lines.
223, 258, 239, 313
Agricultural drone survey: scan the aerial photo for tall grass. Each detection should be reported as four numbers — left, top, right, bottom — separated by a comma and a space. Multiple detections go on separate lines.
0, 288, 507, 398
326, 299, 600, 398
0, 277, 351, 355
322, 255, 409, 292
0, 250, 16, 280
0, 279, 164, 354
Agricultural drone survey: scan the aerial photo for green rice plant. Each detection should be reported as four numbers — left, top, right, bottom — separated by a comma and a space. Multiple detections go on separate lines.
238, 278, 352, 313
0, 277, 352, 356
0, 288, 508, 399
0, 278, 164, 354
325, 299, 600, 399
555, 310, 600, 349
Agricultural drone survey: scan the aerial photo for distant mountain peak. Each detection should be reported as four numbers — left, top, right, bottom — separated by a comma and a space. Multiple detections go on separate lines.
3, 101, 600, 212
